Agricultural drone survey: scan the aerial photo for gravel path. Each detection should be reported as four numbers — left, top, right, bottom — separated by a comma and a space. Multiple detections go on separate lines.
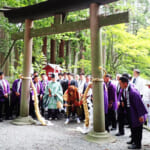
0, 119, 150, 150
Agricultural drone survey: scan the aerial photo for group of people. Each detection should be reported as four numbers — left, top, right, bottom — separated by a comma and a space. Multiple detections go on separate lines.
103, 69, 148, 149
0, 68, 149, 149
0, 71, 92, 125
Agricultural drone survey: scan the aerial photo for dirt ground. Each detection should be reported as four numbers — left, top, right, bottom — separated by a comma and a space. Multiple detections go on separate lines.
0, 118, 150, 150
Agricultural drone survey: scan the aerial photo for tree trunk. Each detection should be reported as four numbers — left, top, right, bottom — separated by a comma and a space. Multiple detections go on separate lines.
50, 39, 56, 64
66, 40, 71, 71
14, 45, 19, 69
73, 50, 79, 74
42, 37, 47, 56
4, 58, 9, 76
50, 15, 63, 64
59, 40, 65, 58
80, 42, 85, 73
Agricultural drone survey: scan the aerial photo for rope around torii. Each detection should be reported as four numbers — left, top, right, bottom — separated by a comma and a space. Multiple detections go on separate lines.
21, 75, 47, 126
82, 66, 107, 128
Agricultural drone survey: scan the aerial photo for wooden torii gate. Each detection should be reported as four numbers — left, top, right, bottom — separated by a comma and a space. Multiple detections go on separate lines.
1, 0, 128, 143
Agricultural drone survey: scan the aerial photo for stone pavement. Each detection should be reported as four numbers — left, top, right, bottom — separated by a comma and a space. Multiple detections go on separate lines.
0, 119, 150, 150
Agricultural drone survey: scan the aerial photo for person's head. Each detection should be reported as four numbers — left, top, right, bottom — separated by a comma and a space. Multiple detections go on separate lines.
79, 72, 85, 80
34, 71, 38, 77
133, 69, 140, 78
51, 73, 56, 82
109, 75, 112, 80
116, 74, 121, 81
122, 73, 130, 80
75, 74, 79, 81
104, 74, 111, 83
86, 75, 91, 83
0, 72, 4, 80
67, 73, 72, 80
34, 75, 39, 83
58, 73, 63, 80
63, 72, 68, 79
41, 73, 46, 81
128, 74, 132, 81
119, 76, 129, 89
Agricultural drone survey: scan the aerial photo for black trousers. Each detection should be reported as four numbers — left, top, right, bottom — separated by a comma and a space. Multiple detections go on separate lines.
48, 109, 58, 119
38, 95, 44, 116
108, 108, 117, 129
9, 96, 20, 117
118, 113, 125, 134
132, 125, 143, 147
29, 100, 36, 118
126, 107, 133, 140
105, 114, 109, 132
66, 105, 81, 119
0, 97, 9, 119
117, 107, 125, 134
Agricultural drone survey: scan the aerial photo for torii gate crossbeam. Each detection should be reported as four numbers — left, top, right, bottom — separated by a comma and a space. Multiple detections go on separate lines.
0, 0, 129, 143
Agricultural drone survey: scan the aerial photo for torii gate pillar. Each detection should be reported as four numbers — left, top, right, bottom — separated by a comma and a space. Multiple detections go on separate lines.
12, 19, 36, 125
85, 3, 115, 143
20, 19, 33, 117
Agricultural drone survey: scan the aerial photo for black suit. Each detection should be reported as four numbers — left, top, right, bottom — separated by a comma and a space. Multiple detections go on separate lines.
64, 80, 78, 91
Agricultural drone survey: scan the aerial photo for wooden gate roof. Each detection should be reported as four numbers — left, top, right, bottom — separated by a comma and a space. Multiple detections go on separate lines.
0, 0, 117, 23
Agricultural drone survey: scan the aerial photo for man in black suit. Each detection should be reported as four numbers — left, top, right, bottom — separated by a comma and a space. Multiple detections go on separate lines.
65, 73, 78, 90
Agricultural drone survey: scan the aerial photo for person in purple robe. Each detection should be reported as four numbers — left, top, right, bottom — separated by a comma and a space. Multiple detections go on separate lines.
104, 74, 117, 131
32, 71, 38, 80
0, 72, 10, 122
41, 73, 48, 93
119, 76, 147, 149
103, 83, 109, 132
116, 73, 131, 136
9, 76, 22, 118
30, 75, 44, 118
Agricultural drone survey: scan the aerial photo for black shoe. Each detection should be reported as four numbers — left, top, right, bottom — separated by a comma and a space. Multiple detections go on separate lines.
9, 116, 13, 120
110, 128, 116, 131
5, 117, 9, 120
128, 145, 141, 149
127, 140, 134, 145
115, 133, 124, 136
0, 118, 3, 122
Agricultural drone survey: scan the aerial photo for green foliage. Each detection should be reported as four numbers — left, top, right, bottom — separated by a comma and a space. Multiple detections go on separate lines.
9, 52, 47, 83
32, 52, 47, 75
1, 0, 150, 80
70, 59, 91, 75
66, 9, 89, 22
104, 24, 150, 78
9, 53, 24, 83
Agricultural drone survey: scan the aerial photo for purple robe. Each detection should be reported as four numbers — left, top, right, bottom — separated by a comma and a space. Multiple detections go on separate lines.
41, 80, 49, 93
103, 83, 108, 114
107, 81, 118, 110
32, 81, 44, 96
129, 86, 147, 127
11, 79, 22, 102
0, 79, 10, 102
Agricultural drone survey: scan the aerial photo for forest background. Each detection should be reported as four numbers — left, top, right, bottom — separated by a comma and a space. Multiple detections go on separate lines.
0, 0, 150, 82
